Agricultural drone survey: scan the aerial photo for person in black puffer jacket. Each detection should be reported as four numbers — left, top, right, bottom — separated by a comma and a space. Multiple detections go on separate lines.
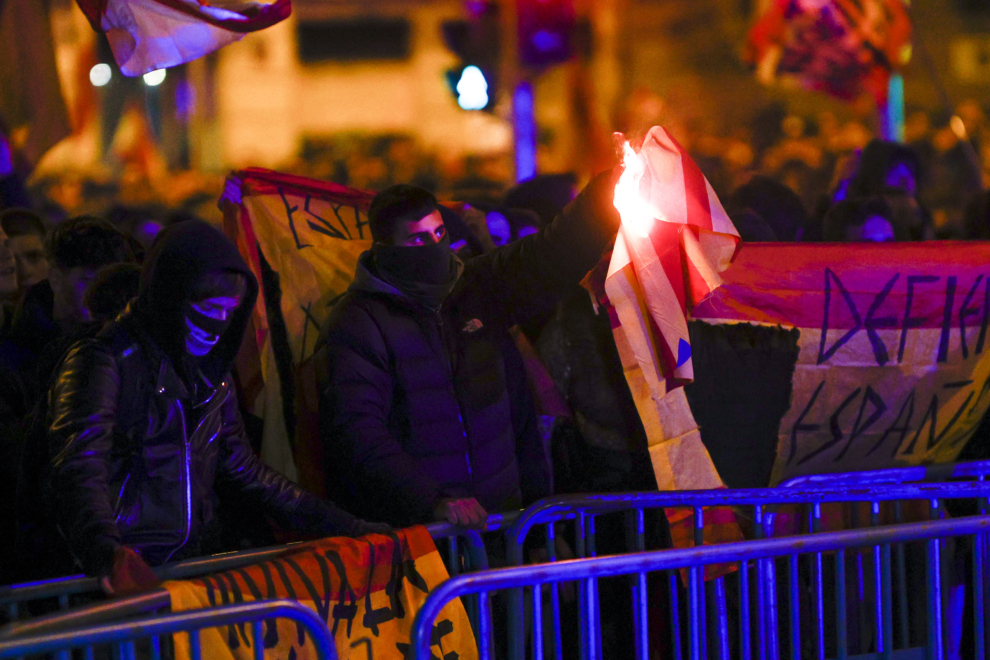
37, 220, 385, 591
321, 169, 621, 529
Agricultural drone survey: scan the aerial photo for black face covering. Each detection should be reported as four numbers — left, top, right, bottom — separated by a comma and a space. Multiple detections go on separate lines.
372, 235, 454, 286
184, 303, 234, 357
371, 235, 464, 310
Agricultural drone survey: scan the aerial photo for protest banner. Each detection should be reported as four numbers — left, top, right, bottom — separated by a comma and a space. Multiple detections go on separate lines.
692, 241, 990, 485
165, 526, 476, 660
221, 168, 373, 489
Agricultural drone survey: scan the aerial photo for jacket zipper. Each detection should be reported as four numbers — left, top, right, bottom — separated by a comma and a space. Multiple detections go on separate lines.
435, 309, 473, 482
163, 384, 229, 562
112, 474, 131, 524
164, 402, 193, 563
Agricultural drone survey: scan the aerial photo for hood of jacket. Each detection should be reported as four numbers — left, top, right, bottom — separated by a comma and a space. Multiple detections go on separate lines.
135, 219, 258, 382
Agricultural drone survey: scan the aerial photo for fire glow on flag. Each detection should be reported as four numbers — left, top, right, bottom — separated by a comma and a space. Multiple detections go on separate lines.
601, 126, 743, 571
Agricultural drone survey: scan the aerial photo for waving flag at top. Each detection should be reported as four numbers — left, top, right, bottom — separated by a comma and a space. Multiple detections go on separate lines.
745, 0, 911, 104
75, 0, 291, 77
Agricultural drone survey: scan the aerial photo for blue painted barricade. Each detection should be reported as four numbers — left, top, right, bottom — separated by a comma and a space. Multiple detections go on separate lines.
414, 515, 990, 660
503, 480, 990, 660
0, 600, 335, 660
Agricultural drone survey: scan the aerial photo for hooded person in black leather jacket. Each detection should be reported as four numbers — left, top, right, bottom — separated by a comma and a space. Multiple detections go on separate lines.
43, 220, 385, 591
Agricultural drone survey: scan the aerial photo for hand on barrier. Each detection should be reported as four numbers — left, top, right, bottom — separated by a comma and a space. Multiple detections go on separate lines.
433, 497, 488, 530
99, 547, 161, 597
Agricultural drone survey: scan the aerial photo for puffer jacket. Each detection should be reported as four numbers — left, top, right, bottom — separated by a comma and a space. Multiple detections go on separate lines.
46, 220, 377, 577
321, 169, 621, 526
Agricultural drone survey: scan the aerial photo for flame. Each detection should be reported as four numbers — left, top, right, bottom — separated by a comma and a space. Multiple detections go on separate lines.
612, 140, 655, 238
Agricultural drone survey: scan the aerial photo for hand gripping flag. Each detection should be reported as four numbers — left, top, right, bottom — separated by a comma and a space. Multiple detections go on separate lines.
592, 126, 743, 576
75, 0, 291, 76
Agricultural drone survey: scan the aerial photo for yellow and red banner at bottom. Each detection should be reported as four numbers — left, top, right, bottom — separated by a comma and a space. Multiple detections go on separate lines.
164, 526, 476, 660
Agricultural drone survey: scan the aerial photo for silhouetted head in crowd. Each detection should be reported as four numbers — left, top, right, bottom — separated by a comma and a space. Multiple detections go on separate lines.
848, 139, 922, 198
502, 173, 578, 226
0, 207, 49, 288
45, 216, 132, 325
84, 263, 141, 324
0, 224, 17, 298
965, 190, 990, 240
485, 207, 542, 247
726, 176, 808, 242
823, 197, 905, 243
437, 204, 485, 258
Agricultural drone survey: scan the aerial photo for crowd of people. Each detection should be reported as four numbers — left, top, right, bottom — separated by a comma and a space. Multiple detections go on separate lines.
1, 95, 990, 603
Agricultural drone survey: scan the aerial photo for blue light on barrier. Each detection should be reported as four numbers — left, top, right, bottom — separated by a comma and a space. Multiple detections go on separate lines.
456, 66, 489, 111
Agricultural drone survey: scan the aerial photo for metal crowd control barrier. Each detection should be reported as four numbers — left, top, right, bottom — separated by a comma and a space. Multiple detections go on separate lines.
503, 481, 990, 660
414, 514, 990, 660
0, 600, 336, 660
0, 511, 519, 632
776, 458, 990, 488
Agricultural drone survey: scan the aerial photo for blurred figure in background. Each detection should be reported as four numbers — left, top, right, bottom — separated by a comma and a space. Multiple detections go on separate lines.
823, 197, 903, 243
726, 175, 809, 242
0, 208, 50, 292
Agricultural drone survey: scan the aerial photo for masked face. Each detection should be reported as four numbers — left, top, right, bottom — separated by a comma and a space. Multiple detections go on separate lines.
185, 296, 240, 357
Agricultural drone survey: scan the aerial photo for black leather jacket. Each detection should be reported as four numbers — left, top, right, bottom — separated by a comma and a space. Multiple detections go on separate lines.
48, 311, 376, 576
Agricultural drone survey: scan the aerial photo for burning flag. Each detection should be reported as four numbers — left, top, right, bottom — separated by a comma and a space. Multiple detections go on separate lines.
593, 126, 743, 571
75, 0, 291, 77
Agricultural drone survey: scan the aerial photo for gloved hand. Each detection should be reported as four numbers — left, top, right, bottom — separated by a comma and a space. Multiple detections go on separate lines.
98, 547, 160, 597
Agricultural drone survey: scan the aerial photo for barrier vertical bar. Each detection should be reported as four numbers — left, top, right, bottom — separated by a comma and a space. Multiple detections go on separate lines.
765, 558, 780, 660
837, 548, 847, 660
448, 536, 460, 577
755, 505, 767, 660
812, 503, 824, 660
576, 512, 589, 660
189, 629, 201, 660
694, 506, 707, 660
740, 559, 751, 660
588, 514, 602, 658
150, 635, 160, 660
533, 585, 543, 660
712, 577, 729, 660
479, 591, 492, 660
927, 499, 944, 660
872, 501, 883, 656
631, 508, 649, 660
788, 554, 801, 660
547, 523, 562, 660
976, 520, 987, 660
689, 563, 701, 660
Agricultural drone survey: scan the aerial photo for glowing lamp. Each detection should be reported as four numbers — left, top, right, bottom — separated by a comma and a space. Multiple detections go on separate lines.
89, 63, 112, 87
143, 69, 167, 87
456, 66, 489, 111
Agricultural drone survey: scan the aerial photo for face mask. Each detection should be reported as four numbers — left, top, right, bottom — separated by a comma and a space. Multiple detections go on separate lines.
372, 235, 454, 286
184, 305, 233, 357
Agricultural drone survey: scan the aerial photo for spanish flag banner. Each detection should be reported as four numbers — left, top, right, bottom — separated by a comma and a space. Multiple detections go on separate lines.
164, 526, 477, 660
221, 168, 374, 490
692, 241, 990, 485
